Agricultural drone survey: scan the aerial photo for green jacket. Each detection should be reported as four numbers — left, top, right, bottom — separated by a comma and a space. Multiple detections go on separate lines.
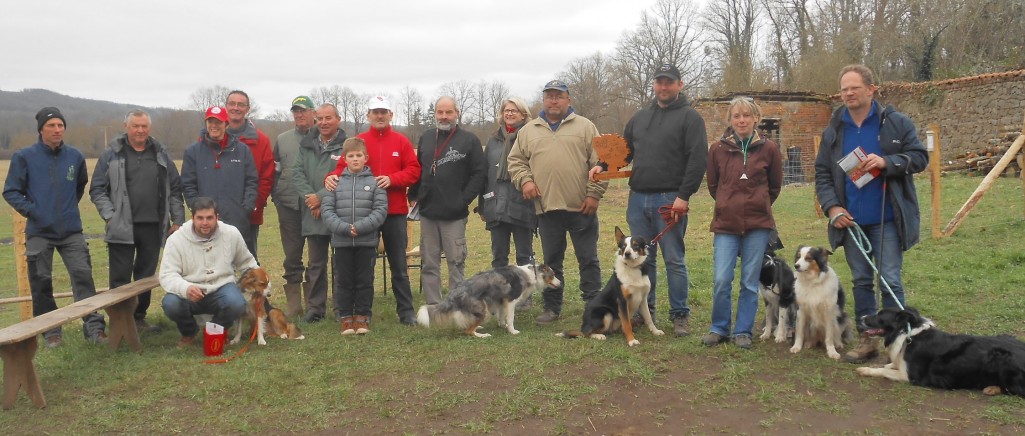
291, 129, 348, 236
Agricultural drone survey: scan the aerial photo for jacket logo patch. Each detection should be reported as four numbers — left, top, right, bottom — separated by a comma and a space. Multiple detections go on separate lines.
66, 166, 75, 181
435, 149, 466, 167
364, 185, 371, 191
230, 159, 242, 163
331, 154, 341, 161
392, 152, 400, 157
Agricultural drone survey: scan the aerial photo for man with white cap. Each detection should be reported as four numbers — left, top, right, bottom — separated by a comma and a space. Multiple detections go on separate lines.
325, 96, 421, 324
272, 95, 316, 317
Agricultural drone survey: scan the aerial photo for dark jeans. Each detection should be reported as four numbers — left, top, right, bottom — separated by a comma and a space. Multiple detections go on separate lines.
305, 235, 331, 317
380, 214, 414, 319
489, 222, 535, 268
276, 204, 306, 285
332, 246, 376, 318
246, 223, 261, 262
161, 283, 246, 337
108, 222, 162, 321
537, 210, 602, 314
26, 233, 105, 339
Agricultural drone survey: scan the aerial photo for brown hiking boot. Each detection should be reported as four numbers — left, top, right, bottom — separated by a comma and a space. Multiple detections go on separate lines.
672, 315, 691, 337
355, 315, 370, 335
843, 333, 880, 364
534, 310, 559, 325
340, 316, 356, 336
177, 335, 195, 349
283, 283, 304, 318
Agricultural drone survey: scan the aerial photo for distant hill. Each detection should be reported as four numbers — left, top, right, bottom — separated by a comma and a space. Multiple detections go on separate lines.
0, 88, 172, 126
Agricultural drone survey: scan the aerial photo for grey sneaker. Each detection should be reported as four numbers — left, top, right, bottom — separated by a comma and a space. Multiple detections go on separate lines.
701, 332, 728, 346
534, 310, 559, 325
136, 318, 162, 334
672, 316, 691, 337
734, 334, 753, 349
87, 331, 109, 345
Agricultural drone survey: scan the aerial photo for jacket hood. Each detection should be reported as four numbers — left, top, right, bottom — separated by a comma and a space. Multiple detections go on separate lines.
717, 127, 766, 150
180, 219, 224, 244
649, 93, 691, 111
227, 118, 259, 139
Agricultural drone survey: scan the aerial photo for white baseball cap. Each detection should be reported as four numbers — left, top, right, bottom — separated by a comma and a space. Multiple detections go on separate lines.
368, 95, 391, 111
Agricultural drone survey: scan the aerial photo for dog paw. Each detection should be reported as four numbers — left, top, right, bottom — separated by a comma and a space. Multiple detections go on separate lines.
827, 350, 841, 360
628, 339, 640, 347
230, 338, 240, 345
279, 334, 287, 339
855, 367, 873, 376
759, 332, 771, 340
789, 345, 801, 353
473, 332, 492, 338
651, 329, 665, 336
983, 386, 1002, 396
774, 335, 787, 343
555, 332, 565, 337
590, 334, 607, 340
508, 329, 520, 335
258, 338, 267, 346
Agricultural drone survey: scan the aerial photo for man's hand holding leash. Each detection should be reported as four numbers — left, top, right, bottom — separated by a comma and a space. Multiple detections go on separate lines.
828, 206, 855, 228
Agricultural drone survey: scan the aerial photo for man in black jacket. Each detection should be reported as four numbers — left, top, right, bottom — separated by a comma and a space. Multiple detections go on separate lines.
815, 64, 928, 363
623, 63, 708, 337
410, 96, 486, 305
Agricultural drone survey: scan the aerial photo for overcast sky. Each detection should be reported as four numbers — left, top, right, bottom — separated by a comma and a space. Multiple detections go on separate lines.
1, 0, 660, 115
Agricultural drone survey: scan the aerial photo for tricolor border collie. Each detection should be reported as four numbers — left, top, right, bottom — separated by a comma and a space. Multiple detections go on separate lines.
856, 307, 1025, 397
759, 249, 796, 343
416, 264, 561, 337
790, 246, 853, 359
558, 226, 664, 346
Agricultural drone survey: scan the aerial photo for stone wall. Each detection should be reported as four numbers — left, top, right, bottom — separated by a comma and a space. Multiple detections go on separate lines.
875, 70, 1025, 161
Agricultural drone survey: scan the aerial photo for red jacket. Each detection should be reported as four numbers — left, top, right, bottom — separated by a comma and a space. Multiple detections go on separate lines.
234, 120, 274, 225
328, 125, 421, 215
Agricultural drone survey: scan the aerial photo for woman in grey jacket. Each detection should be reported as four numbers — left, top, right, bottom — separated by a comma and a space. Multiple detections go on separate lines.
480, 97, 537, 309
321, 138, 387, 335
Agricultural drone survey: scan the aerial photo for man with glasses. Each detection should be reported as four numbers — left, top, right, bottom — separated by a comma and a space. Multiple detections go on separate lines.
272, 95, 316, 317
507, 80, 607, 325
621, 63, 708, 336
225, 90, 274, 259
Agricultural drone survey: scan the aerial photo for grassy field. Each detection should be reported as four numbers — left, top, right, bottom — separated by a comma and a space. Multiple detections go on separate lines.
0, 158, 1024, 434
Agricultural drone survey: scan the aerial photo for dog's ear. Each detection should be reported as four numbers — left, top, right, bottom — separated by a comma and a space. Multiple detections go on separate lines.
615, 226, 625, 245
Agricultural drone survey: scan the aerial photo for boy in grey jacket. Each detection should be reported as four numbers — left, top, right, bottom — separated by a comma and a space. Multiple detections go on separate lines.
321, 138, 387, 335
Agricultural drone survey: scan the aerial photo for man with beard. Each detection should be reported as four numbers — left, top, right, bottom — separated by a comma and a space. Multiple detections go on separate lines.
272, 95, 316, 317
507, 80, 607, 325
621, 63, 708, 336
226, 90, 275, 259
408, 96, 486, 305
324, 96, 421, 324
293, 104, 348, 323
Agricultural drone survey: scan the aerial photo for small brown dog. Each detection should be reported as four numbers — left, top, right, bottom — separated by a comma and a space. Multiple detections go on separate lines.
234, 268, 305, 345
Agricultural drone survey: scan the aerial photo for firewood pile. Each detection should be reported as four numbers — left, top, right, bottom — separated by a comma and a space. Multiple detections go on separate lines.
942, 131, 1023, 177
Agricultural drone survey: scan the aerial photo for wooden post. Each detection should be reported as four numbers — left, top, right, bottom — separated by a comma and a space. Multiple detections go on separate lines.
941, 132, 1025, 236
927, 124, 942, 239
12, 213, 31, 321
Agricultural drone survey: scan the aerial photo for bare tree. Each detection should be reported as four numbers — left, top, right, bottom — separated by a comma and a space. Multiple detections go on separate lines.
397, 86, 424, 127
188, 85, 232, 111
437, 79, 476, 125
615, 0, 710, 105
560, 52, 626, 133
704, 0, 760, 92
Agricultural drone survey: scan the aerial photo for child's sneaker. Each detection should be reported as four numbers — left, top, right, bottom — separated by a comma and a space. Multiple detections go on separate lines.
355, 315, 370, 335
340, 316, 356, 335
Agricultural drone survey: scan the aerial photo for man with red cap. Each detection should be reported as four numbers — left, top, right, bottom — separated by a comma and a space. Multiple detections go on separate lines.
3, 107, 108, 347
180, 106, 258, 238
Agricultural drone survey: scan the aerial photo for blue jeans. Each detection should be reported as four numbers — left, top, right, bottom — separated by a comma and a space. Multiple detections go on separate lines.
710, 230, 770, 337
161, 283, 246, 337
843, 221, 905, 331
626, 191, 690, 319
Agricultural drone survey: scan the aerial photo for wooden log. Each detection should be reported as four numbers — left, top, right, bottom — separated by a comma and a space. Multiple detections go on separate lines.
928, 124, 942, 239
13, 214, 29, 321
942, 132, 1025, 236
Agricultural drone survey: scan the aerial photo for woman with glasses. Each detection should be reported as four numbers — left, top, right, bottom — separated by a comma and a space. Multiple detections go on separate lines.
702, 97, 784, 349
478, 97, 537, 310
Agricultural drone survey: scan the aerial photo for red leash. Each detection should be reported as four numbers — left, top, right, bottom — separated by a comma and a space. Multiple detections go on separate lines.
648, 205, 680, 247
204, 296, 261, 364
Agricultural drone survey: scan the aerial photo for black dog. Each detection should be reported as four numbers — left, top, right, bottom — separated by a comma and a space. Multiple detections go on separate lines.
758, 249, 796, 343
856, 307, 1025, 397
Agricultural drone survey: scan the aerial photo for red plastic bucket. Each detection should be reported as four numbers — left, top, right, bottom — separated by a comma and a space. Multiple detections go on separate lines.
203, 322, 226, 356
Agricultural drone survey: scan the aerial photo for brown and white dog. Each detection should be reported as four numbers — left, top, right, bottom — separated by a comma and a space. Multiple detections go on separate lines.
234, 267, 305, 345
790, 246, 853, 359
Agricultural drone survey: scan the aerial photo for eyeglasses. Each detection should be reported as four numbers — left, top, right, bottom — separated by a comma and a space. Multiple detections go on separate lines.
226, 101, 249, 108
502, 109, 521, 114
543, 94, 568, 101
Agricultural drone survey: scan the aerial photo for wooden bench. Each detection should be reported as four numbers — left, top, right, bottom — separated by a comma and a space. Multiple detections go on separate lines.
0, 275, 159, 409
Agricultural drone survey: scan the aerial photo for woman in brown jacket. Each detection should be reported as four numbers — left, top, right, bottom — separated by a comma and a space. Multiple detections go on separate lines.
701, 97, 784, 349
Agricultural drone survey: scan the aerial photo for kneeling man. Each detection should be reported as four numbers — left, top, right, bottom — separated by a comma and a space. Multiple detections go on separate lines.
159, 197, 258, 346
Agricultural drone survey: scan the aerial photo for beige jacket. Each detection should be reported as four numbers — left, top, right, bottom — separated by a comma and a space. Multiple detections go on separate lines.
507, 111, 607, 213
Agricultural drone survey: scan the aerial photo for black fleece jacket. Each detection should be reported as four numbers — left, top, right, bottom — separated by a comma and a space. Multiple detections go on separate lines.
623, 93, 708, 201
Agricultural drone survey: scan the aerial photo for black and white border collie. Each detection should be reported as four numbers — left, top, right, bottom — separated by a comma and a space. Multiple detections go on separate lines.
856, 307, 1025, 397
790, 246, 853, 359
558, 226, 664, 346
759, 249, 797, 343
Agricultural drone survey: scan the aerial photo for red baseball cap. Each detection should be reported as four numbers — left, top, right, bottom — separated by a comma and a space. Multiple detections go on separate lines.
205, 106, 229, 123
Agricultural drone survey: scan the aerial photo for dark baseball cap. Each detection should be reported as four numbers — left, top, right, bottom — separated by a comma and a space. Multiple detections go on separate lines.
542, 79, 569, 93
654, 63, 681, 81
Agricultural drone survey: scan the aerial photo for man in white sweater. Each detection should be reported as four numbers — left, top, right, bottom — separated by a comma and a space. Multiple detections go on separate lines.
160, 197, 258, 347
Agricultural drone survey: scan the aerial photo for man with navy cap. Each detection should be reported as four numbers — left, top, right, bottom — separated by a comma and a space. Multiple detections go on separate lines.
3, 107, 107, 347
507, 80, 607, 324
622, 63, 708, 336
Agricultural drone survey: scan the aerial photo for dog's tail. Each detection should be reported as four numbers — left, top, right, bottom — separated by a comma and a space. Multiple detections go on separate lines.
417, 304, 474, 329
555, 331, 585, 339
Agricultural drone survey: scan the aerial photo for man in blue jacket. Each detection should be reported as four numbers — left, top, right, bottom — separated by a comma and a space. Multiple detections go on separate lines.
814, 64, 929, 363
3, 107, 107, 347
